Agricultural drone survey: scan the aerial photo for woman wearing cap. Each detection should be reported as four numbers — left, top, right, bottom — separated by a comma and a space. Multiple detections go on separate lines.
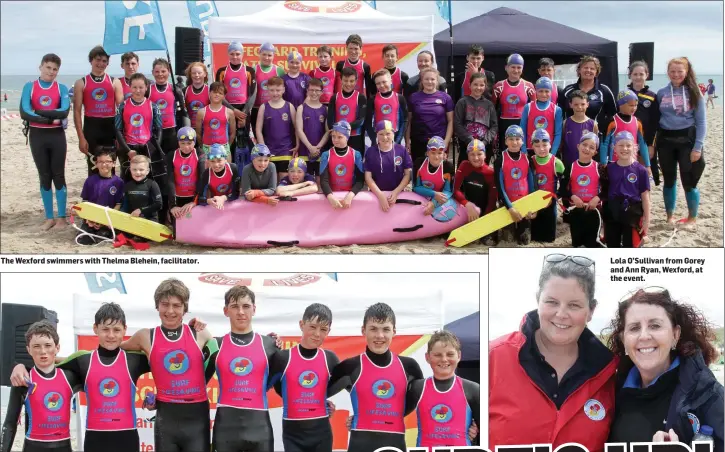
656, 57, 706, 227
413, 136, 455, 217
563, 56, 617, 133
240, 143, 279, 206
627, 61, 660, 185
489, 254, 617, 452
453, 139, 498, 241
196, 142, 241, 210
406, 67, 454, 162
364, 120, 413, 212
604, 288, 723, 450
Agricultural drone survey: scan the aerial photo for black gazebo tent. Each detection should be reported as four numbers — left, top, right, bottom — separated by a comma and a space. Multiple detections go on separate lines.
444, 311, 479, 384
434, 7, 619, 97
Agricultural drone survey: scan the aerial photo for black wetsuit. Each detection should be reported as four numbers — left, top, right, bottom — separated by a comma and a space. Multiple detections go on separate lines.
151, 82, 188, 156
203, 332, 279, 452
407, 376, 481, 446
122, 177, 163, 225
81, 74, 117, 176
55, 347, 150, 452
328, 348, 424, 452
269, 346, 344, 452
1, 368, 82, 452
149, 325, 211, 452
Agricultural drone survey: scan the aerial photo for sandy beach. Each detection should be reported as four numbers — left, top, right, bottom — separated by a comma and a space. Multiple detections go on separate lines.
1, 110, 722, 254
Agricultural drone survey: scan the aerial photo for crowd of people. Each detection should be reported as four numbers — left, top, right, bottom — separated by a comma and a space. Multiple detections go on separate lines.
19, 36, 708, 248
1, 282, 480, 452
489, 254, 724, 451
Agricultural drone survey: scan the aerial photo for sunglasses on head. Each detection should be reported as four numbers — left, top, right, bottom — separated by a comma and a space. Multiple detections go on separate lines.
532, 138, 551, 144
543, 253, 595, 269
618, 286, 669, 303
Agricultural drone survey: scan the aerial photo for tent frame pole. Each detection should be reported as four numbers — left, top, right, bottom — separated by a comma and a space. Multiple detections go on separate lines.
447, 3, 455, 168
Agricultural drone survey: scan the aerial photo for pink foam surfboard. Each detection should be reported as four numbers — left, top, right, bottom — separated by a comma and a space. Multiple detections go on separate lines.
175, 191, 470, 248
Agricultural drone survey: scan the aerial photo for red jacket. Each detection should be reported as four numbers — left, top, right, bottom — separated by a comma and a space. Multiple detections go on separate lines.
489, 315, 618, 452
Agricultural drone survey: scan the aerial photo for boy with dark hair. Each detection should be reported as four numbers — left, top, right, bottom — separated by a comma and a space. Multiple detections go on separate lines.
2, 321, 83, 452
113, 51, 140, 104
76, 147, 125, 245
268, 304, 345, 452
537, 58, 564, 107
365, 69, 408, 144
327, 303, 424, 452
368, 44, 409, 97
335, 34, 372, 97
9, 304, 152, 452
456, 44, 495, 103
327, 67, 367, 153
74, 45, 116, 176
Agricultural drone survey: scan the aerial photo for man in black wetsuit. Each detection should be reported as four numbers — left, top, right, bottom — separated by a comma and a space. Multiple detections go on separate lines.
328, 303, 424, 452
269, 303, 346, 452
202, 285, 281, 452
121, 278, 213, 452
1, 321, 83, 452
9, 303, 152, 452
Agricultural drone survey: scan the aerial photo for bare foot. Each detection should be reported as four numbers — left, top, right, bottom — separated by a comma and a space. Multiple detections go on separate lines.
677, 217, 697, 231
40, 219, 56, 231
666, 216, 676, 225
52, 217, 71, 230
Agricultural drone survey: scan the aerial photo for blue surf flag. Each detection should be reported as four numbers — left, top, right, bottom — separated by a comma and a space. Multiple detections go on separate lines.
186, 0, 219, 63
103, 0, 168, 55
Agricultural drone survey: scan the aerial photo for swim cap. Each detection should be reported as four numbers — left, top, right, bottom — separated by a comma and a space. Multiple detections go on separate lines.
579, 131, 600, 147
288, 157, 307, 173
287, 51, 302, 62
177, 126, 196, 142
228, 41, 244, 54
331, 121, 351, 138
208, 143, 226, 160
375, 120, 394, 133
466, 139, 485, 154
251, 143, 271, 159
531, 128, 551, 142
426, 136, 446, 150
535, 77, 553, 91
616, 89, 638, 107
259, 42, 276, 53
507, 54, 524, 66
613, 131, 635, 146
505, 125, 524, 139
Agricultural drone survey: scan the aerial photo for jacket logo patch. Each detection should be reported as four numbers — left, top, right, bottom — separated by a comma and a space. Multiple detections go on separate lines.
688, 412, 700, 433
584, 399, 605, 421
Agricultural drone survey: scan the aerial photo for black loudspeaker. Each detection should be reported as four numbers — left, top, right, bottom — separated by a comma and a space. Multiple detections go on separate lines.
175, 27, 204, 75
629, 42, 654, 81
0, 303, 58, 386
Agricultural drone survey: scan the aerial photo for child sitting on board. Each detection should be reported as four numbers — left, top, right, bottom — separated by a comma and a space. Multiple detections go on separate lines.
558, 132, 607, 248
166, 127, 203, 221
529, 128, 564, 243
197, 143, 241, 210
452, 139, 498, 244
364, 120, 413, 212
602, 131, 651, 248
76, 147, 125, 245
319, 121, 365, 210
413, 136, 455, 217
275, 157, 318, 197
241, 143, 279, 206
493, 125, 535, 245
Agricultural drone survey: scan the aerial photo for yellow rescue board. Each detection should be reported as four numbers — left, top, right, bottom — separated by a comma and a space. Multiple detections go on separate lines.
72, 202, 172, 243
446, 190, 554, 247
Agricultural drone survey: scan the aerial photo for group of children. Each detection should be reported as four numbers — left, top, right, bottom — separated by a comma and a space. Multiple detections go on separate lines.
2, 281, 479, 452
26, 36, 701, 249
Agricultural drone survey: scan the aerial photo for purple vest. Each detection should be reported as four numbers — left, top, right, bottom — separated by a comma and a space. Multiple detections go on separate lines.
299, 104, 327, 161
263, 101, 295, 158
562, 117, 596, 167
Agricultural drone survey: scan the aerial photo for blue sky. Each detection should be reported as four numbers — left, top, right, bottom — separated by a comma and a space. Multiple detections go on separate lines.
1, 1, 722, 75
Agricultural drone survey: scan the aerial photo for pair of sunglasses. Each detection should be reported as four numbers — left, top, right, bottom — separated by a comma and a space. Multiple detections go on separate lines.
543, 253, 594, 269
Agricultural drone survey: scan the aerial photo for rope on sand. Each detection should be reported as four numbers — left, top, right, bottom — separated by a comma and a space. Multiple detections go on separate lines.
1, 113, 20, 121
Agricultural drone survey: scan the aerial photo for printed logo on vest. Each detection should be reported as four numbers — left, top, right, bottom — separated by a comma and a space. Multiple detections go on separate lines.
394, 156, 403, 166
510, 167, 522, 180
282, 113, 289, 121
100, 377, 120, 398
44, 392, 64, 411
643, 100, 651, 108
431, 403, 453, 423
261, 80, 269, 91
334, 164, 347, 176
216, 183, 230, 194
339, 104, 350, 116
372, 379, 395, 399
157, 99, 168, 110
130, 113, 144, 127
319, 114, 325, 123
301, 80, 307, 89
627, 173, 638, 183
506, 94, 520, 105
230, 78, 242, 88
210, 118, 221, 130
576, 174, 591, 186
422, 180, 434, 189
537, 173, 548, 186
92, 88, 108, 101
39, 96, 52, 107
381, 104, 393, 115
321, 77, 330, 86
109, 186, 118, 195
190, 100, 204, 112
180, 164, 192, 176
584, 399, 605, 421
230, 357, 253, 376
299, 371, 319, 388
163, 350, 190, 375
534, 116, 548, 130
688, 412, 700, 433
589, 94, 598, 101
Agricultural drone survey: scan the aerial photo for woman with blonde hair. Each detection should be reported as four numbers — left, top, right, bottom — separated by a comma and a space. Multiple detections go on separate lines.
563, 55, 617, 132
656, 57, 707, 227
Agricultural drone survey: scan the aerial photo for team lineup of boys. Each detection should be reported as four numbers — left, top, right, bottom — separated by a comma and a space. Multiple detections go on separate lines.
1, 279, 480, 452
31, 30, 660, 248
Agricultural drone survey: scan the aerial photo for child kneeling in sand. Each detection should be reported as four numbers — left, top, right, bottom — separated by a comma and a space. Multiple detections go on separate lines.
242, 144, 279, 205
197, 143, 241, 210
76, 147, 125, 245
276, 157, 318, 197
